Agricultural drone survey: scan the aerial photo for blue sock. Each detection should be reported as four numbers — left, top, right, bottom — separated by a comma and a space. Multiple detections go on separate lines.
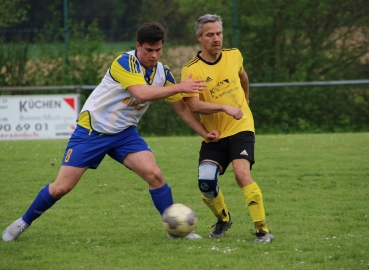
22, 184, 59, 225
149, 183, 173, 215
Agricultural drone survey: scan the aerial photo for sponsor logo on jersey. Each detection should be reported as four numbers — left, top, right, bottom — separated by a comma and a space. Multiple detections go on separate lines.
122, 97, 147, 110
206, 77, 213, 82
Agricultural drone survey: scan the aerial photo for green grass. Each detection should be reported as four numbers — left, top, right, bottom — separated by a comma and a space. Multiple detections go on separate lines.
0, 133, 368, 270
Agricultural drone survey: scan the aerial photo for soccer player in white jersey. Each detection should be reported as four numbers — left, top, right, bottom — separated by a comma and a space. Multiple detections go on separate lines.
2, 22, 219, 242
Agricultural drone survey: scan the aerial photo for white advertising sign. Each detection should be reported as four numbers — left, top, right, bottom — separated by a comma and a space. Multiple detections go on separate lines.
0, 94, 80, 140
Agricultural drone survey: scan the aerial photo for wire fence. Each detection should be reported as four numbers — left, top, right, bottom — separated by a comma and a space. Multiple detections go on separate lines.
1, 1, 171, 43
1, 80, 368, 93
1, 80, 368, 135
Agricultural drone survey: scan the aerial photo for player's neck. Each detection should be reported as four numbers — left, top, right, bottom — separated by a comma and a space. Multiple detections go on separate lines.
199, 51, 221, 63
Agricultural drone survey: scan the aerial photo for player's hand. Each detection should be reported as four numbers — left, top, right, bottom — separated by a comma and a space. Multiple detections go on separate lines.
180, 74, 206, 94
206, 130, 220, 141
223, 105, 243, 120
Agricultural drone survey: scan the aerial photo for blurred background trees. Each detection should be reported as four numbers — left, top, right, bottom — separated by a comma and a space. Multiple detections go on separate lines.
1, 0, 368, 134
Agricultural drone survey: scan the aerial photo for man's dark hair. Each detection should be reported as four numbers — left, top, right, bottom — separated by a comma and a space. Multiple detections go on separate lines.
136, 22, 165, 45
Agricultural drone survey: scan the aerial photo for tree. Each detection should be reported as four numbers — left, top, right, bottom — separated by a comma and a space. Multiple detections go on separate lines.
173, 0, 369, 81
136, 0, 192, 43
237, 0, 369, 82
0, 0, 29, 28
170, 0, 369, 133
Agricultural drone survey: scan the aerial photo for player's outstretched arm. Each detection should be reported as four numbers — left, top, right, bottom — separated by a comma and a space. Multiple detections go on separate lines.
170, 99, 219, 141
184, 97, 243, 120
128, 74, 206, 103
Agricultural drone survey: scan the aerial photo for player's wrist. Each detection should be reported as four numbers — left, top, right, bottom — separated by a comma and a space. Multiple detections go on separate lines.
220, 104, 227, 113
174, 83, 183, 94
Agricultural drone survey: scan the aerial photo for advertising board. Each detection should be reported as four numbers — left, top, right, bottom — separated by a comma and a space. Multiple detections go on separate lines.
0, 95, 80, 140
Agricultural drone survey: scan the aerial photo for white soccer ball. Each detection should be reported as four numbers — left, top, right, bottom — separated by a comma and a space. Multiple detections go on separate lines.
162, 203, 198, 238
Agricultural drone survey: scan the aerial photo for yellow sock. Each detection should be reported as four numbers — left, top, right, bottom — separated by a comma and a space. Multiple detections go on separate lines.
201, 189, 230, 222
242, 182, 269, 232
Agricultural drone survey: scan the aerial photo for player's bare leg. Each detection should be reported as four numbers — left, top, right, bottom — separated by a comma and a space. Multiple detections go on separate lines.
123, 151, 166, 189
232, 159, 254, 188
50, 166, 88, 198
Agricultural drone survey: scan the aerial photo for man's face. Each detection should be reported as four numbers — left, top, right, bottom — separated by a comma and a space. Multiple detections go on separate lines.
136, 41, 163, 69
196, 22, 223, 56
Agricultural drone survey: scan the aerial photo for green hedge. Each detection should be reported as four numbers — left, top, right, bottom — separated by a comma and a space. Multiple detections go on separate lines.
1, 2, 368, 135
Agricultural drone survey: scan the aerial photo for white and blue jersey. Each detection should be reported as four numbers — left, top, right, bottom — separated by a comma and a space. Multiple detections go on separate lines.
78, 50, 181, 134
62, 50, 181, 168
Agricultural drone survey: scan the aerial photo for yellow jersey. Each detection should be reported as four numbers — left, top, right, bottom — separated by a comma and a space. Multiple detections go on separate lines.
181, 48, 254, 140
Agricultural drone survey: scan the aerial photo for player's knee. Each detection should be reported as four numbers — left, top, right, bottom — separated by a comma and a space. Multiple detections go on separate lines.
198, 161, 220, 199
146, 166, 165, 188
49, 184, 72, 198
151, 166, 163, 179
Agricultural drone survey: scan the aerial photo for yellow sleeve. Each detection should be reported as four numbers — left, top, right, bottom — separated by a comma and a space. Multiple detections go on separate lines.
110, 54, 146, 89
180, 66, 199, 98
165, 93, 182, 103
163, 80, 182, 103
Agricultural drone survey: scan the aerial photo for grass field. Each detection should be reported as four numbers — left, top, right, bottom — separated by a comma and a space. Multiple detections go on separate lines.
0, 133, 368, 270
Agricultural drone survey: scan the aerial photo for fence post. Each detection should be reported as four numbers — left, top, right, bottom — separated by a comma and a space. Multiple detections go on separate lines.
64, 0, 69, 66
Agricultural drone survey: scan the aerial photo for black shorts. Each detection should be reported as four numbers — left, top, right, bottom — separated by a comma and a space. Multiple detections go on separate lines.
199, 131, 255, 175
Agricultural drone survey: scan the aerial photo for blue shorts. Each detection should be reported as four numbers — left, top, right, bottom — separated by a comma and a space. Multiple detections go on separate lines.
61, 125, 151, 169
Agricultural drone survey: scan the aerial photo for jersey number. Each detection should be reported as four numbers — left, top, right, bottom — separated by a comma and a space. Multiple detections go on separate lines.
64, 148, 73, 162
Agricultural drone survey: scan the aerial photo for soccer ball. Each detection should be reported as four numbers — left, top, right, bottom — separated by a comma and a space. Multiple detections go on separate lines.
162, 203, 198, 238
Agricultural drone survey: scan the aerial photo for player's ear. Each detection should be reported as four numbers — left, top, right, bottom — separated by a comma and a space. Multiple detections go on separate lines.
196, 34, 202, 42
136, 41, 141, 50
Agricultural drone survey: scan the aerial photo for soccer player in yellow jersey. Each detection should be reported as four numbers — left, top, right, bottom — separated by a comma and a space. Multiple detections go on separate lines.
181, 14, 274, 243
2, 22, 219, 242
